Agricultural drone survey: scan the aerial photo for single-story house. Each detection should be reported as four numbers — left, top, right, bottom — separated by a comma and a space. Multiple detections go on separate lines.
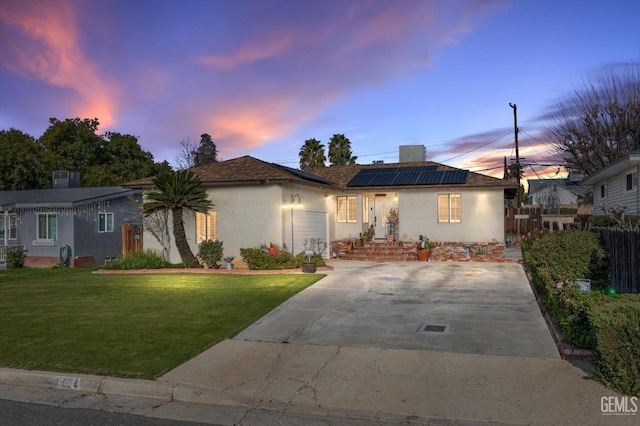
581, 151, 640, 216
0, 173, 143, 267
527, 176, 589, 212
125, 149, 517, 263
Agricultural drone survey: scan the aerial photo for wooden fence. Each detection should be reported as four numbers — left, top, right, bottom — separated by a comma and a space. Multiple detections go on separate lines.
505, 206, 542, 241
592, 227, 640, 294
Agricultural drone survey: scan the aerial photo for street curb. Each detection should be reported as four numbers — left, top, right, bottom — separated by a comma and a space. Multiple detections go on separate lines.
0, 367, 250, 407
0, 367, 447, 425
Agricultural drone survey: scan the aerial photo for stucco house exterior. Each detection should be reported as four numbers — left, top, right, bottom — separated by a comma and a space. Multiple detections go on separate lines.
125, 153, 517, 263
0, 177, 142, 267
581, 151, 640, 216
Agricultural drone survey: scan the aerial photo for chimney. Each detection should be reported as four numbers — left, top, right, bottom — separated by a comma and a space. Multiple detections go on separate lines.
52, 171, 80, 189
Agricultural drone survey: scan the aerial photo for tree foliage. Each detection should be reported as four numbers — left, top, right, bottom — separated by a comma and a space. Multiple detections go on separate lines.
328, 133, 357, 166
142, 170, 214, 267
546, 62, 640, 176
194, 133, 218, 166
298, 138, 326, 171
0, 117, 170, 189
0, 129, 49, 190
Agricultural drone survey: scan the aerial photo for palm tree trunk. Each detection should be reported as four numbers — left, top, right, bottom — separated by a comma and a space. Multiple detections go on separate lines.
172, 208, 199, 267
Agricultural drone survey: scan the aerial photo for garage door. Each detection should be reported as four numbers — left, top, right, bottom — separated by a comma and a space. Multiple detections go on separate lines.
284, 210, 328, 258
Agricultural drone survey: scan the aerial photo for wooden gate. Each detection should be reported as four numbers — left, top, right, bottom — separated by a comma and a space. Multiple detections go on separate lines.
505, 206, 542, 241
122, 223, 143, 254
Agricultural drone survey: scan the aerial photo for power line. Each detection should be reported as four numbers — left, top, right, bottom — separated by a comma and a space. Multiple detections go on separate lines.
439, 131, 512, 163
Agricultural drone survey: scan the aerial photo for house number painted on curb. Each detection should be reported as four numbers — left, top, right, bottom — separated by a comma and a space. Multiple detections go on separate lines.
57, 376, 80, 389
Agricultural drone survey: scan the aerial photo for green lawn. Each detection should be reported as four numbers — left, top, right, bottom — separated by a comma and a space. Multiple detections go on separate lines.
0, 268, 323, 379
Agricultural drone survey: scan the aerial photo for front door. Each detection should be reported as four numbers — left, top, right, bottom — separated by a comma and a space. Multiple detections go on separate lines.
373, 195, 395, 239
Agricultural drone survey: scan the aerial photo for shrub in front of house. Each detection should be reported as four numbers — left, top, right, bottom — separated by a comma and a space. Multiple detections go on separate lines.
240, 247, 296, 270
6, 246, 26, 269
101, 249, 173, 270
198, 239, 224, 268
522, 229, 640, 396
239, 245, 327, 270
588, 295, 640, 397
523, 230, 609, 348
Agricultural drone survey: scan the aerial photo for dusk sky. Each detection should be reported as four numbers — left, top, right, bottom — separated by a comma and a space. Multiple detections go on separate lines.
1, 0, 639, 183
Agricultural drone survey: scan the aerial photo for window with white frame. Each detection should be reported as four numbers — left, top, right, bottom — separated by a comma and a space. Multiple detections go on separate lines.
36, 212, 57, 241
99, 212, 114, 232
196, 211, 217, 243
1, 213, 17, 240
337, 196, 357, 223
437, 193, 461, 223
9, 213, 17, 239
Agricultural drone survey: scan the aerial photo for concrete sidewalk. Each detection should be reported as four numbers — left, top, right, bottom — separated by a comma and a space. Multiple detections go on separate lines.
0, 260, 636, 425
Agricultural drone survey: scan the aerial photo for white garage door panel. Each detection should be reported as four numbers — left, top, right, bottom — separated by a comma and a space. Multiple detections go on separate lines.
284, 210, 328, 258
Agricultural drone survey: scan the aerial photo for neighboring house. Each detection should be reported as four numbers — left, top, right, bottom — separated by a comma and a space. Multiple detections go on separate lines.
527, 175, 589, 212
0, 173, 143, 267
581, 151, 640, 216
125, 150, 517, 263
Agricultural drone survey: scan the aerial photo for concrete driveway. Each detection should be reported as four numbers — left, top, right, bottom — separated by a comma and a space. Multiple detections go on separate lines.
235, 260, 559, 358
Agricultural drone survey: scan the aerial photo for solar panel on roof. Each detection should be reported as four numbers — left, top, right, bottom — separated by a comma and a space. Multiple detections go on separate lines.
346, 165, 454, 187
346, 169, 375, 186
441, 170, 468, 184
393, 171, 421, 185
415, 171, 443, 185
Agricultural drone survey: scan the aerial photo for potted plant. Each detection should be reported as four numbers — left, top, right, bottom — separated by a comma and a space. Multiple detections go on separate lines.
302, 238, 317, 273
417, 235, 434, 261
387, 207, 399, 223
301, 238, 327, 273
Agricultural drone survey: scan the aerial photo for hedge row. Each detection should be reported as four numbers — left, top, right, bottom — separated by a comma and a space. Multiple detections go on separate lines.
522, 229, 639, 396
240, 247, 326, 270
589, 295, 640, 397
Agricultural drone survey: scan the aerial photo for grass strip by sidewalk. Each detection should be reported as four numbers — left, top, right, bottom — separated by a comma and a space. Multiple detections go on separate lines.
0, 268, 323, 379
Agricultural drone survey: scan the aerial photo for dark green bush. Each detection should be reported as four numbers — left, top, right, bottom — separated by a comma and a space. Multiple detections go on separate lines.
523, 230, 609, 348
589, 295, 640, 396
240, 247, 296, 270
198, 239, 224, 268
6, 246, 26, 269
101, 249, 173, 270
240, 246, 328, 270
525, 230, 609, 290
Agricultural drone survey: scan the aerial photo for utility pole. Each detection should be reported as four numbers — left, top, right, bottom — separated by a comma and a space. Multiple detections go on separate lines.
509, 103, 521, 207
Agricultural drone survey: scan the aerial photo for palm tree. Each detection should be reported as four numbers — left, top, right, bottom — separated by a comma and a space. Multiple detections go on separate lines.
143, 170, 214, 267
299, 138, 326, 171
328, 133, 357, 166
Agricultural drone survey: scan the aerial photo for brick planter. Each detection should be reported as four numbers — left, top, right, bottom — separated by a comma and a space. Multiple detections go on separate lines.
333, 240, 509, 262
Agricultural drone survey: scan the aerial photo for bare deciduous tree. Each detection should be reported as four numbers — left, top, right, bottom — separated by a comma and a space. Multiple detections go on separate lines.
173, 137, 197, 170
143, 210, 172, 260
545, 62, 640, 176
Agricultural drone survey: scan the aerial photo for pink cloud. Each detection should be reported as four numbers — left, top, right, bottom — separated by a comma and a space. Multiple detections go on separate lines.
200, 33, 296, 71
0, 0, 119, 127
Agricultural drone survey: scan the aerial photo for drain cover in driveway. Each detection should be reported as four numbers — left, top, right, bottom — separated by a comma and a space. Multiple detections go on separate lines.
416, 323, 453, 334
